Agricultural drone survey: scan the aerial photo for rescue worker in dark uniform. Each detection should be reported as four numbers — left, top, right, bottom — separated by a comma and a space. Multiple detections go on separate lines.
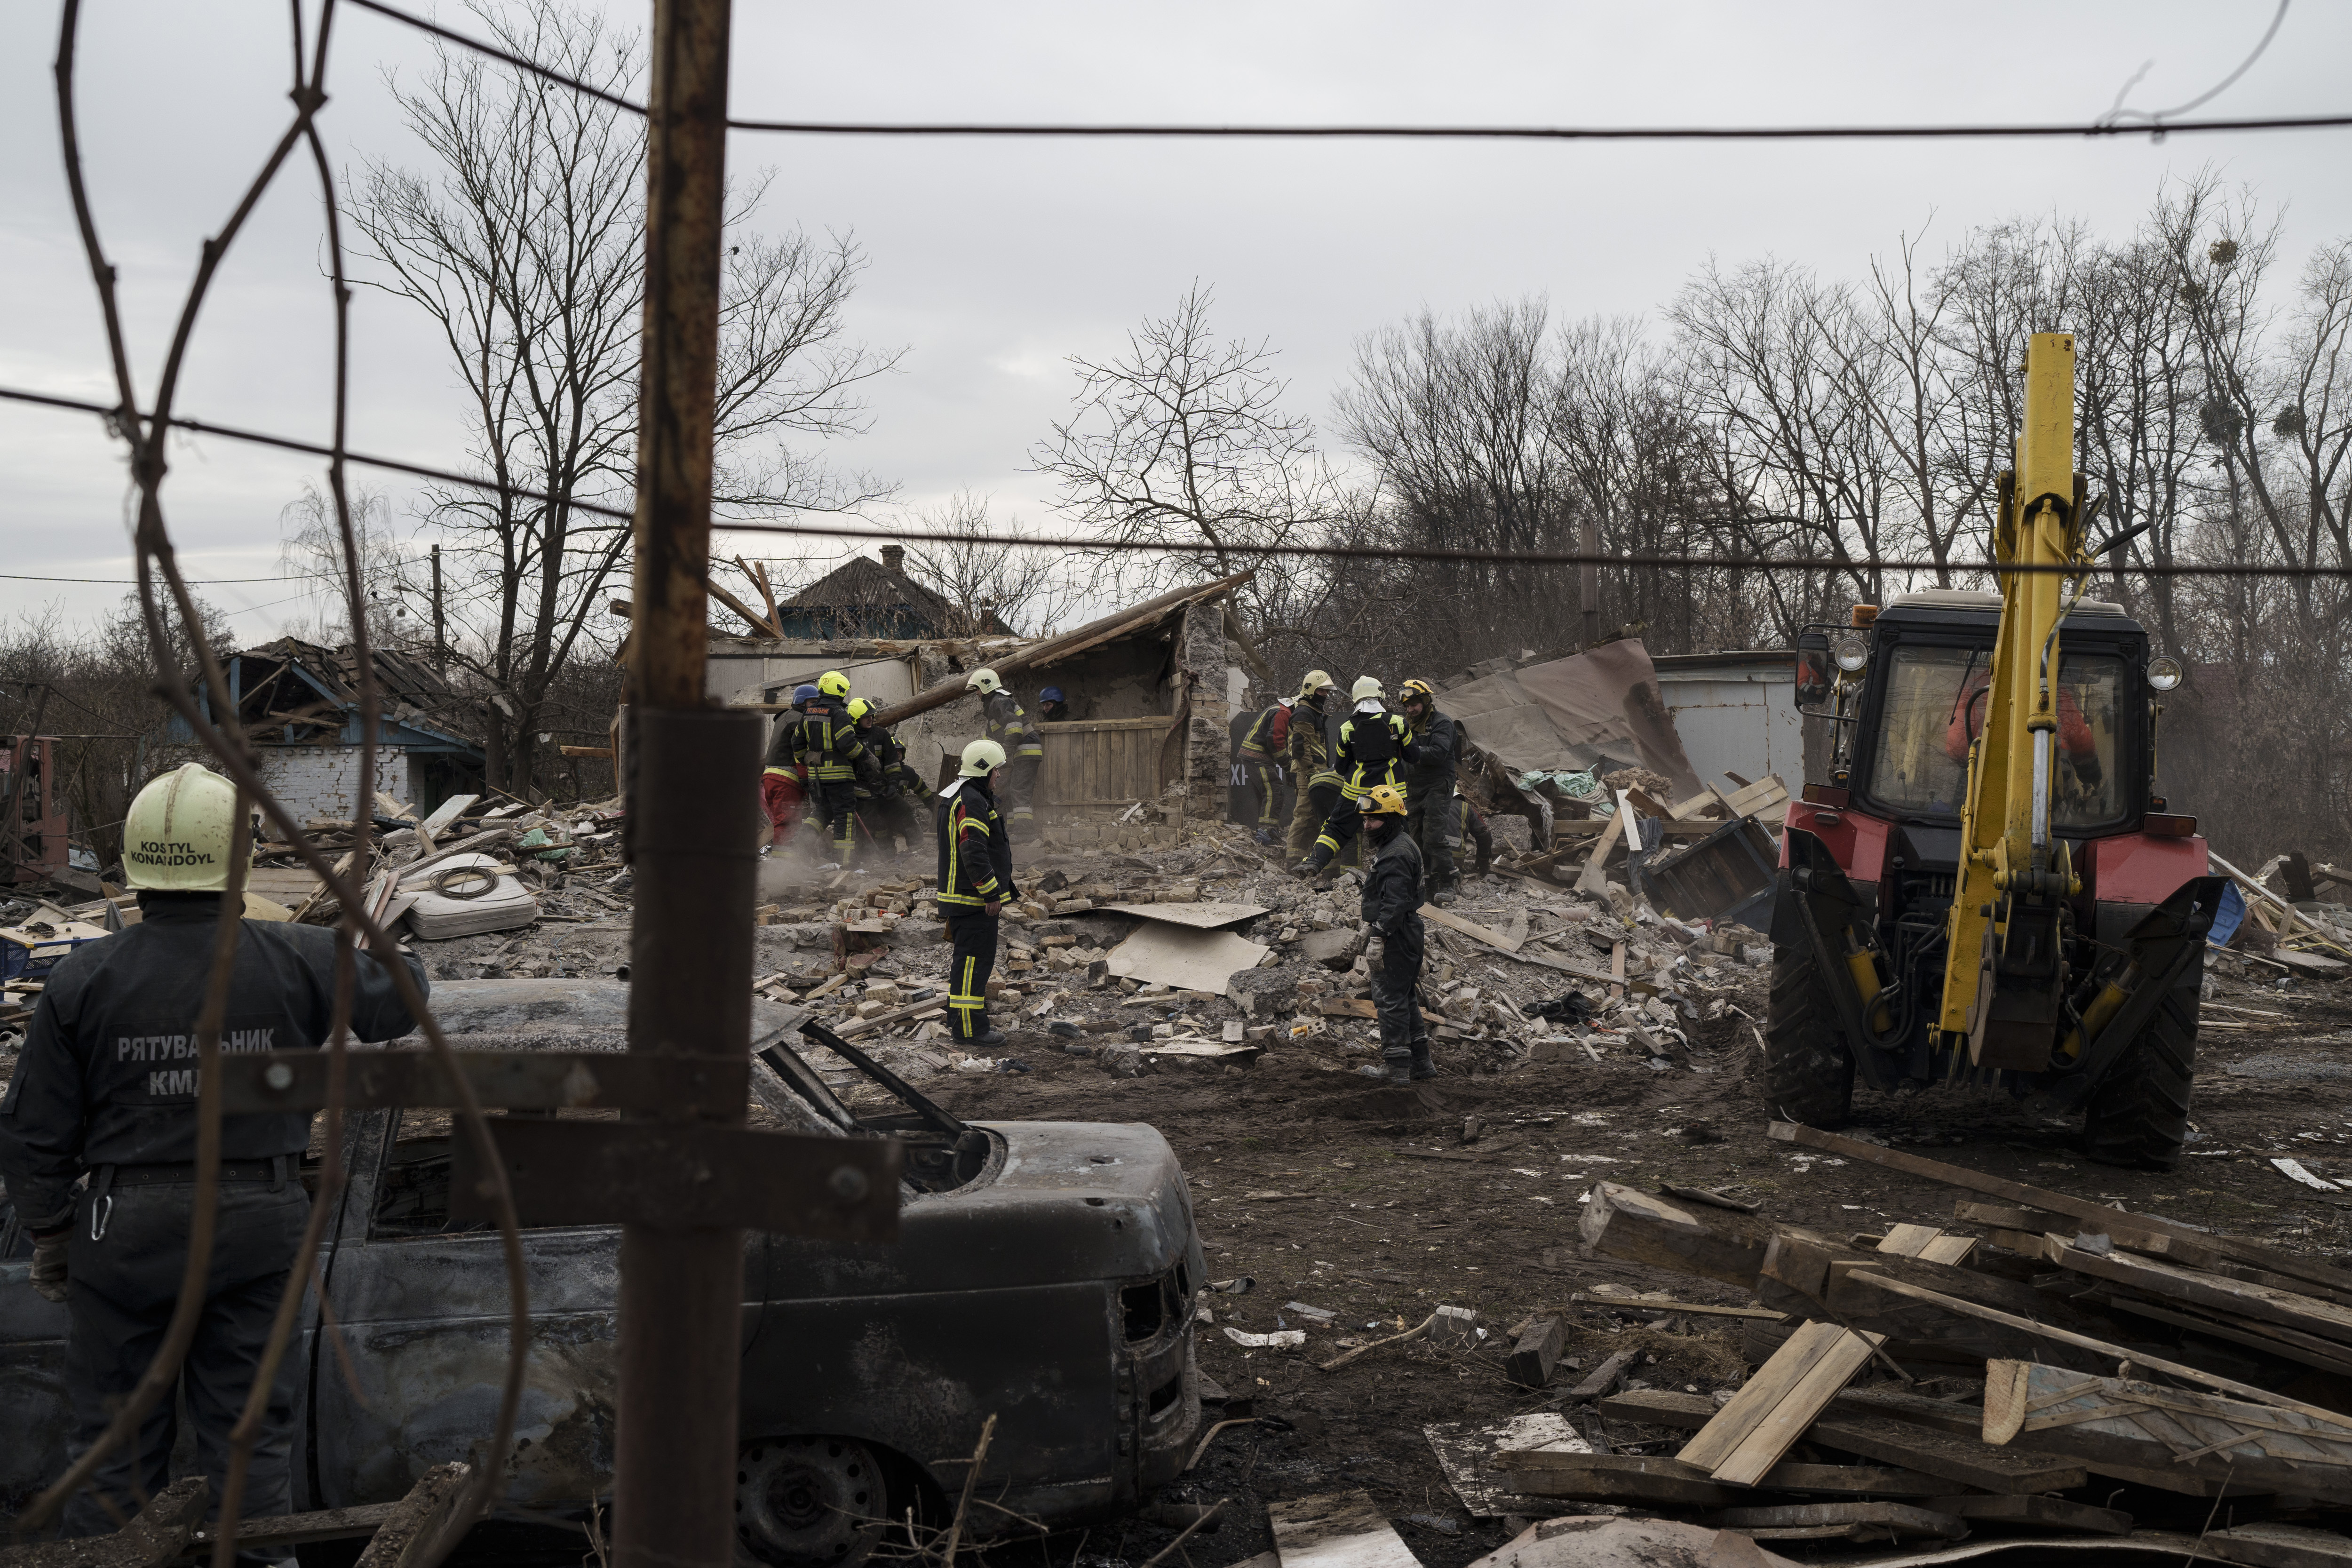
1237, 695, 1292, 844
1357, 783, 1435, 1085
1398, 677, 1464, 906
804, 670, 880, 866
0, 763, 425, 1537
760, 684, 817, 854
1285, 671, 1342, 863
1298, 676, 1410, 885
848, 698, 922, 854
1037, 686, 1071, 724
935, 739, 1016, 1046
966, 668, 1043, 838
1454, 787, 1495, 877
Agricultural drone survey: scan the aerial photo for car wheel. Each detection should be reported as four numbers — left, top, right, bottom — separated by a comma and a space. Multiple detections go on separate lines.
736, 1435, 888, 1568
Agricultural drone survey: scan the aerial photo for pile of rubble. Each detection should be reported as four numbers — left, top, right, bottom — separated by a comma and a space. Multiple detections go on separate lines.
1391, 1122, 2352, 1557
747, 816, 1772, 1090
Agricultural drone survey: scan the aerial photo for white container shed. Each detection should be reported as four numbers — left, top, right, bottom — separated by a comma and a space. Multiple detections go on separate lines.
1650, 650, 1805, 794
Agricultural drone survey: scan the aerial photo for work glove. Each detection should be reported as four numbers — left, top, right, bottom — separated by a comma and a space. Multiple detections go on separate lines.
31, 1228, 68, 1304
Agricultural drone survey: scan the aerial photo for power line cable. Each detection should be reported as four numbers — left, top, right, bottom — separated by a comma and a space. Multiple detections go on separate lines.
347, 0, 2352, 144
7, 381, 2349, 580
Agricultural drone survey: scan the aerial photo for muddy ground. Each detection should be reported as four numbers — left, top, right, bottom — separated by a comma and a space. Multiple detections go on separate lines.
885, 948, 2352, 1568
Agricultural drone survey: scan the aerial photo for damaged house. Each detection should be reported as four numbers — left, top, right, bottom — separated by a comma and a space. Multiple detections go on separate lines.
168, 638, 485, 823
704, 570, 1254, 833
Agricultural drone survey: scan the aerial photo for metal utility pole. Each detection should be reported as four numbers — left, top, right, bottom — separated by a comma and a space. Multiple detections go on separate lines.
429, 544, 446, 674
1579, 520, 1601, 650
617, 2, 750, 1566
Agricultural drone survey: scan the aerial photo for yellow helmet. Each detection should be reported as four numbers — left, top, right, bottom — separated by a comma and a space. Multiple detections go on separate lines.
1401, 678, 1435, 703
1360, 783, 1409, 818
1296, 669, 1334, 700
847, 698, 876, 723
965, 667, 1001, 696
817, 670, 851, 699
1350, 675, 1384, 703
959, 738, 1008, 778
123, 763, 245, 892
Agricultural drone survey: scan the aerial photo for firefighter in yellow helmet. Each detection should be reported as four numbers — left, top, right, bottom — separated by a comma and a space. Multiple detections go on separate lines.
804, 670, 880, 865
1357, 784, 1435, 1085
0, 764, 425, 1535
1398, 677, 1465, 906
1298, 676, 1410, 885
935, 739, 1018, 1045
966, 668, 1044, 837
1284, 670, 1342, 863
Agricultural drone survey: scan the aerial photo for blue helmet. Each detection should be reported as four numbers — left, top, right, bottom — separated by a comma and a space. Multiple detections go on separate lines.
1040, 686, 1066, 703
792, 684, 820, 706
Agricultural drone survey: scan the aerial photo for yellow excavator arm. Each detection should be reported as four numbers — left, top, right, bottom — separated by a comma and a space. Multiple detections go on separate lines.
1937, 332, 2093, 1064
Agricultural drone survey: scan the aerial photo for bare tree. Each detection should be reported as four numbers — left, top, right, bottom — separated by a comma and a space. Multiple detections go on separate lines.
275, 482, 413, 649
899, 493, 1079, 638
1033, 282, 1344, 629
348, 0, 896, 791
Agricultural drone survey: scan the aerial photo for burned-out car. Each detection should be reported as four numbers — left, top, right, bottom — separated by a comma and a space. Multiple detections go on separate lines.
0, 980, 1204, 1563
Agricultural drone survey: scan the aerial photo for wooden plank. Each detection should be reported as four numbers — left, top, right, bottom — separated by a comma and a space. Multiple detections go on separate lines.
1577, 1181, 1772, 1290
1567, 1348, 1639, 1400
1494, 1452, 1740, 1510
353, 1461, 473, 1568
1804, 1409, 2089, 1494
1507, 1316, 1564, 1389
1707, 1502, 1965, 1541
2102, 1293, 2352, 1377
1984, 1360, 2352, 1506
1694, 1224, 1963, 1486
1573, 795, 1628, 896
1266, 1490, 1418, 1568
1920, 1496, 2133, 1535
1849, 1270, 2352, 1431
189, 1502, 405, 1552
2049, 1238, 2352, 1345
1419, 903, 1526, 955
418, 793, 480, 837
1774, 1120, 2352, 1300
1748, 1463, 1950, 1496
1569, 1292, 1785, 1321
2204, 1522, 2352, 1568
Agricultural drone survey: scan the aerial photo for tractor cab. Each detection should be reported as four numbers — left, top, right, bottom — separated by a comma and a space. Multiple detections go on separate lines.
1772, 588, 2217, 1169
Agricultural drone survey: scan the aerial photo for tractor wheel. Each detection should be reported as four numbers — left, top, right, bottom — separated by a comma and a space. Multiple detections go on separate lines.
2081, 986, 2199, 1171
1763, 939, 1855, 1128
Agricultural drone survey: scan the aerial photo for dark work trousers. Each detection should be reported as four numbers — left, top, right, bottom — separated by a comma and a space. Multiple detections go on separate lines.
1001, 755, 1041, 831
1241, 758, 1282, 830
1405, 798, 1460, 895
862, 790, 920, 853
1305, 796, 1366, 874
64, 1177, 310, 1537
1372, 915, 1430, 1072
945, 908, 1001, 1041
816, 780, 859, 863
1287, 780, 1338, 862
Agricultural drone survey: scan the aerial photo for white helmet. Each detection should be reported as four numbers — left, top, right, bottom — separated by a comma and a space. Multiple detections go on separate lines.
123, 763, 245, 891
959, 738, 1008, 778
1351, 675, 1384, 703
966, 668, 1002, 696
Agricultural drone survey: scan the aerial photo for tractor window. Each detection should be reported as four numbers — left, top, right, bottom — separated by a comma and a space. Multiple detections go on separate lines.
1867, 646, 1979, 816
1867, 645, 2125, 827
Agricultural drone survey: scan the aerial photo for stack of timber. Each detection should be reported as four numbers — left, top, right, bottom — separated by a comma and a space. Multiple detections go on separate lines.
1496, 1119, 2352, 1552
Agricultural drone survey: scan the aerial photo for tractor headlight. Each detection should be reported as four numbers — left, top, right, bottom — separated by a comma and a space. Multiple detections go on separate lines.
1832, 632, 1871, 674
2147, 655, 2184, 692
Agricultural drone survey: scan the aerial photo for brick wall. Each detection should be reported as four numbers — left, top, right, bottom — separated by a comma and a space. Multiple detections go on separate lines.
1176, 603, 1232, 821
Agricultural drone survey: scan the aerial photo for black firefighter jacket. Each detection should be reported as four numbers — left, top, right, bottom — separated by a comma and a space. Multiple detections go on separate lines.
0, 894, 425, 1230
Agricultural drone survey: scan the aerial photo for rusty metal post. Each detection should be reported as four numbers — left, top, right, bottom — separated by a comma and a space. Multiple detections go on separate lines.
1579, 519, 1601, 651
617, 2, 746, 1566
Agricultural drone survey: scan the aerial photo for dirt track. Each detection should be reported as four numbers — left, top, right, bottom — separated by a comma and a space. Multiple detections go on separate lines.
912, 955, 2352, 1568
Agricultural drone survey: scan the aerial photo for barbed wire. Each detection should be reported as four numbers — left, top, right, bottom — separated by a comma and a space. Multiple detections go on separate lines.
345, 0, 2352, 144
23, 0, 528, 1558
7, 382, 2349, 581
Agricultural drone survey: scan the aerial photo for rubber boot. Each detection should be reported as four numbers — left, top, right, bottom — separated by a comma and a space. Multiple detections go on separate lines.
1409, 1039, 1437, 1081
1382, 1050, 1413, 1086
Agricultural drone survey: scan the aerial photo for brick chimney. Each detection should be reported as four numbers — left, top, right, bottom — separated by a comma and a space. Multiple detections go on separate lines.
880, 544, 906, 577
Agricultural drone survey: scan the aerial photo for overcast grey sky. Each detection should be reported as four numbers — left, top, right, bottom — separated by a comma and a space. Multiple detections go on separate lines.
4, 0, 2347, 642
